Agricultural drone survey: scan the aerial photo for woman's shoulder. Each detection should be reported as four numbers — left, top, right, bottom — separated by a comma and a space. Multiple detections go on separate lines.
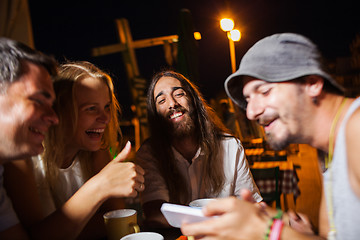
31, 155, 44, 170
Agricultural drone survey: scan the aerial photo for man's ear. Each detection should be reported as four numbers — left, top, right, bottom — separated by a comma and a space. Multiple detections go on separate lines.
304, 75, 324, 98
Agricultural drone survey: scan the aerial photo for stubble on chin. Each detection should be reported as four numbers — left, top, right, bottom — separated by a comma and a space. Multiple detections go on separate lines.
265, 132, 290, 151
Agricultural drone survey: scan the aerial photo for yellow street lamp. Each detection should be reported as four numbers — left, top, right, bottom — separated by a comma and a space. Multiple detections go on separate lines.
219, 18, 243, 140
220, 18, 234, 32
220, 18, 241, 73
229, 29, 241, 42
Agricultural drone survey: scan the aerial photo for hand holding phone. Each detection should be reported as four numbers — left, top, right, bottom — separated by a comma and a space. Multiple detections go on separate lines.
160, 203, 212, 228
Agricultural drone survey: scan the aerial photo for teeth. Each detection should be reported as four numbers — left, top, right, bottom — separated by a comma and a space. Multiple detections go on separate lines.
29, 127, 44, 134
86, 128, 105, 133
170, 112, 183, 119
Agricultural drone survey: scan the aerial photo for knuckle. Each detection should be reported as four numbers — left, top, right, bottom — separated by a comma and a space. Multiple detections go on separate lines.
228, 197, 238, 208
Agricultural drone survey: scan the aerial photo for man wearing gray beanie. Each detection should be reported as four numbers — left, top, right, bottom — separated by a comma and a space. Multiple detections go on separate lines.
181, 33, 360, 240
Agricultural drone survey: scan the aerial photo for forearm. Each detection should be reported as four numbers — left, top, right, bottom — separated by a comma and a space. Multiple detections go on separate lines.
29, 176, 107, 240
264, 209, 324, 240
281, 225, 325, 240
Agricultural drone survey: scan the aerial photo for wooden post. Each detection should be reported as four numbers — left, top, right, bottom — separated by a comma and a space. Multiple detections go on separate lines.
91, 18, 180, 145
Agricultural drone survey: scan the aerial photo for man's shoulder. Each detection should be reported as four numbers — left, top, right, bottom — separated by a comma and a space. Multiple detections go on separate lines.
136, 138, 157, 158
344, 101, 360, 196
220, 134, 240, 143
345, 102, 360, 137
219, 134, 243, 150
137, 138, 150, 151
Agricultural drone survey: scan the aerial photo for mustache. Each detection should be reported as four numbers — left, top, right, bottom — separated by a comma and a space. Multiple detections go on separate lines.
166, 106, 188, 118
257, 114, 277, 126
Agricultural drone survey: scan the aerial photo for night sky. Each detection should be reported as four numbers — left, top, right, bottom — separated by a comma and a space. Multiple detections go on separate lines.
28, 0, 359, 119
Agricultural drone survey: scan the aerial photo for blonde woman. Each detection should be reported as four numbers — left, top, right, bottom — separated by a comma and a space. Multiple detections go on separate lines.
4, 61, 145, 239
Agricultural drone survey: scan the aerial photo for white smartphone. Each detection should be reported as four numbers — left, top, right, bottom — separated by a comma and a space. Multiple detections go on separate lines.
160, 203, 212, 228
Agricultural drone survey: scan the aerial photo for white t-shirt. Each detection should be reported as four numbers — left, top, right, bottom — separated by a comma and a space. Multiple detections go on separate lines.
136, 136, 262, 205
32, 155, 86, 216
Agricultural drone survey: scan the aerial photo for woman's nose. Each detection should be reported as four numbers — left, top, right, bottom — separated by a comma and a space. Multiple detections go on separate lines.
98, 110, 110, 124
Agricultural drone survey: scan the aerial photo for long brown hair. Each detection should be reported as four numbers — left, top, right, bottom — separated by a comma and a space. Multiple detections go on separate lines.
146, 70, 231, 203
42, 61, 122, 206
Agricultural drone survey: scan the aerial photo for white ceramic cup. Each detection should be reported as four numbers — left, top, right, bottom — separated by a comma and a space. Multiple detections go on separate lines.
120, 232, 164, 240
103, 209, 140, 240
189, 198, 216, 209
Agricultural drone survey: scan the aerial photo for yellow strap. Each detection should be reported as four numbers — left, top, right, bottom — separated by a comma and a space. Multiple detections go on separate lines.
325, 98, 348, 168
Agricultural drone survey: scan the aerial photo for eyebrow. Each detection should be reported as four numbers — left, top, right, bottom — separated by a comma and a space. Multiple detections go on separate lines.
37, 90, 53, 100
78, 100, 111, 109
154, 91, 164, 102
243, 82, 268, 99
154, 86, 184, 102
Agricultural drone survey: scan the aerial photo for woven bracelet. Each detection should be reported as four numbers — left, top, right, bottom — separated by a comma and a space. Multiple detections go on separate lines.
269, 219, 284, 240
264, 218, 274, 240
264, 209, 283, 240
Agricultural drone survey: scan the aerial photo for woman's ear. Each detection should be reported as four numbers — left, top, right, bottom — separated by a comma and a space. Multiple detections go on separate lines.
304, 75, 324, 98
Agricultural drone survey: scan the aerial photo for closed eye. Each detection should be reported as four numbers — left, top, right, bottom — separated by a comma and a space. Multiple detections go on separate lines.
173, 89, 186, 98
86, 106, 97, 112
258, 84, 272, 96
105, 103, 111, 112
31, 97, 43, 105
262, 88, 271, 96
157, 98, 165, 105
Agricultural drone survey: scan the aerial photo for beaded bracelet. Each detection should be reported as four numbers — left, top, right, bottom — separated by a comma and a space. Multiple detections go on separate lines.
269, 219, 284, 240
264, 209, 283, 240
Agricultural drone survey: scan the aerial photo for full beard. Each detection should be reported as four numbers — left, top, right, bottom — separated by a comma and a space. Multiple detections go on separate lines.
171, 114, 195, 138
165, 107, 196, 139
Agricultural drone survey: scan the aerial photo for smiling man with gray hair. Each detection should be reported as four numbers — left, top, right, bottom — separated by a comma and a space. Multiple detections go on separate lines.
0, 37, 59, 239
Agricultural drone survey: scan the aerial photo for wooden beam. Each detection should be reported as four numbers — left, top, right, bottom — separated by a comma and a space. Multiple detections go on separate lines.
91, 35, 178, 57
132, 35, 178, 49
91, 43, 127, 57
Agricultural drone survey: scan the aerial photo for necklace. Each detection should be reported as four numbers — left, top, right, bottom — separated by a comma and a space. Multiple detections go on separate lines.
325, 97, 348, 240
325, 97, 348, 169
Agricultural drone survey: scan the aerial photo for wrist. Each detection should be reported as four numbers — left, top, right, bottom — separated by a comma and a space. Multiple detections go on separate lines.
264, 209, 283, 240
269, 219, 284, 240
83, 174, 108, 204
